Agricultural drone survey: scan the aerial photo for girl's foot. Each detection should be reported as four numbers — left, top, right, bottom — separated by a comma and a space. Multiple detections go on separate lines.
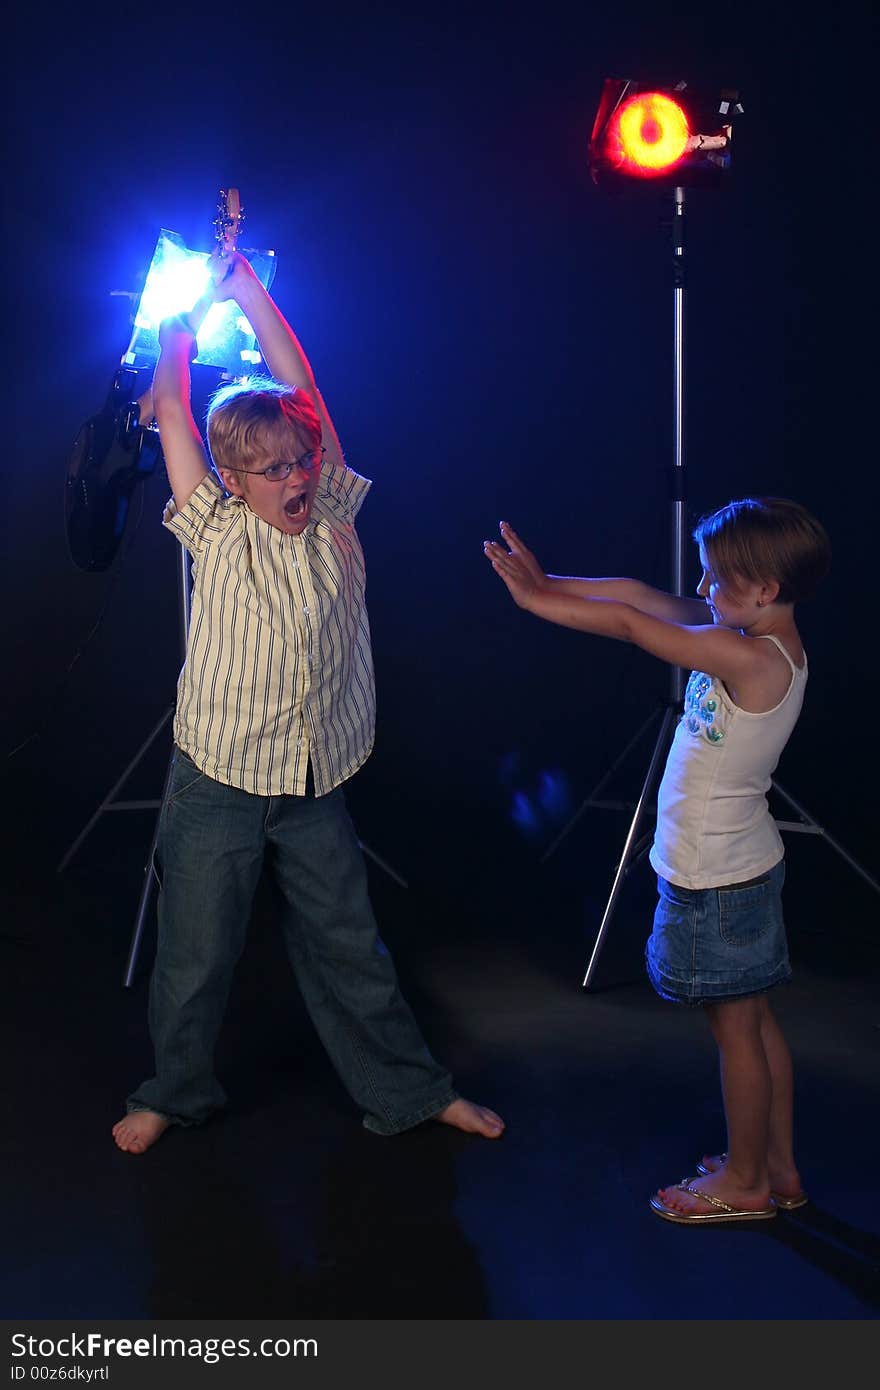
656, 1169, 774, 1217
699, 1151, 807, 1206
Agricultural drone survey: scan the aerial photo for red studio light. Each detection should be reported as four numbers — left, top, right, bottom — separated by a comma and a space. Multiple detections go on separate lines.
611, 92, 689, 175
589, 78, 741, 189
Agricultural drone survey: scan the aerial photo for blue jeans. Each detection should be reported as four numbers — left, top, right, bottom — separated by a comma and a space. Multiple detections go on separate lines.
127, 749, 457, 1133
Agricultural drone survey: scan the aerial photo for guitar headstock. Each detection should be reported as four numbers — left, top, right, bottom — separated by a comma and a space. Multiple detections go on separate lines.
213, 187, 244, 261
178, 186, 247, 337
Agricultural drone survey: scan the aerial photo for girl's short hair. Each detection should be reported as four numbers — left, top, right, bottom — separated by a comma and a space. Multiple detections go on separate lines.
693, 497, 831, 604
206, 377, 321, 477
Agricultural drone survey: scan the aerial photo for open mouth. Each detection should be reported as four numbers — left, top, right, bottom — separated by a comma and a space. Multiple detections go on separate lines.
284, 494, 309, 519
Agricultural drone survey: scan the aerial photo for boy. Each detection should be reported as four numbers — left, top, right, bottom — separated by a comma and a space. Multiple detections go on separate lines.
113, 252, 504, 1153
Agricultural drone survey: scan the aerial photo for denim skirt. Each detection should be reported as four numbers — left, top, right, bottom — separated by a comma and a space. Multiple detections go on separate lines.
645, 859, 791, 1007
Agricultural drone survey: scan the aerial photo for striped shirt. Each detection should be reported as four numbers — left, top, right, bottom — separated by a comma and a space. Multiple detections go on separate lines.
162, 461, 375, 797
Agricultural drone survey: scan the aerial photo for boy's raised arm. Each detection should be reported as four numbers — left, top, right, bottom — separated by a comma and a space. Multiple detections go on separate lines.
151, 318, 211, 511
214, 253, 345, 471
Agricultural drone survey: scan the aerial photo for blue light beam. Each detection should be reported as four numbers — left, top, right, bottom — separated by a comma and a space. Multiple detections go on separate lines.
121, 229, 277, 374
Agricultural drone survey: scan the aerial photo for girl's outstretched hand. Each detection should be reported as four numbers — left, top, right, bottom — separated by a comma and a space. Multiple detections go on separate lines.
483, 521, 546, 609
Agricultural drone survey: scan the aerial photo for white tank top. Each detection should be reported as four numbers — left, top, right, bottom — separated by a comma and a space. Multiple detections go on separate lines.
649, 634, 807, 889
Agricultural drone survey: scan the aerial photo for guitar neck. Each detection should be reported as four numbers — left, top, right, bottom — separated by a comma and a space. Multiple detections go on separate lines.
134, 188, 243, 426
187, 186, 243, 336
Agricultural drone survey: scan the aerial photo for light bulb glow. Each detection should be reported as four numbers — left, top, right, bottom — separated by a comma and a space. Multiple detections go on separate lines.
122, 230, 278, 373
611, 92, 689, 174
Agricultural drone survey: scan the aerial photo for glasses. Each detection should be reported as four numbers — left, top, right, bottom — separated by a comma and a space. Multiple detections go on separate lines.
237, 446, 326, 482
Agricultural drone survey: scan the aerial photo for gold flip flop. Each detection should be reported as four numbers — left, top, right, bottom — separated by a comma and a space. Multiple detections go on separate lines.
650, 1177, 778, 1224
696, 1154, 809, 1210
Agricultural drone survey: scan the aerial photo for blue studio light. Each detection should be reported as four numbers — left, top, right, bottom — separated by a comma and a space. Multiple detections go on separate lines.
121, 229, 277, 374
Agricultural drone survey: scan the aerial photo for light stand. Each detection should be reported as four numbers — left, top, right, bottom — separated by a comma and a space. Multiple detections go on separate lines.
120, 539, 190, 987
544, 82, 879, 989
56, 493, 189, 985
577, 182, 690, 989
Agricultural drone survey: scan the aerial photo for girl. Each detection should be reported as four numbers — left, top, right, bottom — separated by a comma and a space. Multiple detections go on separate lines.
484, 498, 830, 1224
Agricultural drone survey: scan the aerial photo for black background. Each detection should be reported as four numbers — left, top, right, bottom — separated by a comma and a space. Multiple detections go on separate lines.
6, 1, 878, 939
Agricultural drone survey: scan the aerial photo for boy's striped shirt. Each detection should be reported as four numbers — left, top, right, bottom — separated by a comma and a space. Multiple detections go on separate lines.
163, 461, 375, 797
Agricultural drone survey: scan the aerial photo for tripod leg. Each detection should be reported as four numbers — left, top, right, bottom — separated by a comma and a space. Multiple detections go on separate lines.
629, 829, 655, 866
771, 780, 880, 896
540, 706, 663, 864
122, 747, 175, 988
582, 706, 677, 990
358, 840, 409, 890
120, 783, 411, 988
56, 707, 174, 872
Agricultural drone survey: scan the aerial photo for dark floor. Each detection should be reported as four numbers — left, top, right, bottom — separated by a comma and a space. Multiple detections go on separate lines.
3, 772, 879, 1322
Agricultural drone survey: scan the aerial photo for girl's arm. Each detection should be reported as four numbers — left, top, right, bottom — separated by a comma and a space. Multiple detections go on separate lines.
484, 526, 759, 689
493, 522, 709, 625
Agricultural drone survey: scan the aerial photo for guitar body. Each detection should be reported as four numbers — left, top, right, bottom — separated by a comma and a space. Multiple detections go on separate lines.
65, 188, 244, 572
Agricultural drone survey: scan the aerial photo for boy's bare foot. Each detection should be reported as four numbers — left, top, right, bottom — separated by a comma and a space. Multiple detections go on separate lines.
435, 1099, 505, 1139
700, 1151, 805, 1203
112, 1111, 170, 1155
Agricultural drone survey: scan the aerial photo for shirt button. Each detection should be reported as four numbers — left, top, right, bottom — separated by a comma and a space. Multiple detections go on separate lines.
302, 606, 310, 616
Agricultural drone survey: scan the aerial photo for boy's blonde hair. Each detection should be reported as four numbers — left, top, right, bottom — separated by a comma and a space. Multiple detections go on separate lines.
694, 497, 831, 604
206, 377, 321, 477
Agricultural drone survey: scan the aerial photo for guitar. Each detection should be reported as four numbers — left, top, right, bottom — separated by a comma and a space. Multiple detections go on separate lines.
188, 186, 244, 336
65, 189, 244, 572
